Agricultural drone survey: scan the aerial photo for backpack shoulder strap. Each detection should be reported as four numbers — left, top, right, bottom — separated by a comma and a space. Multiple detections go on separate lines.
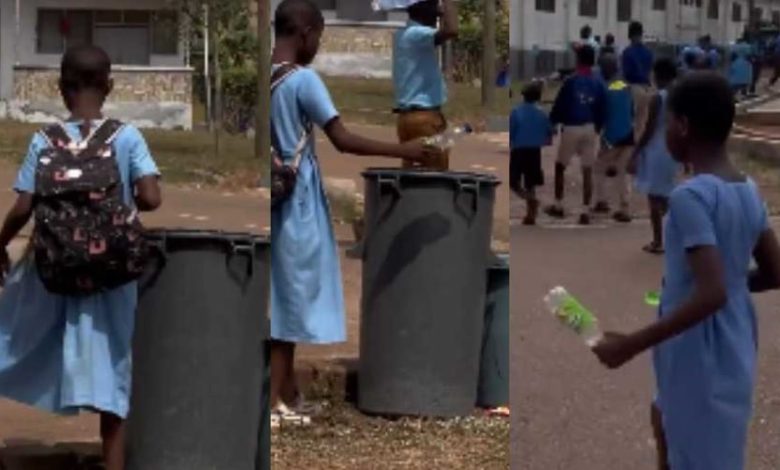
271, 63, 301, 95
87, 119, 125, 148
39, 124, 72, 148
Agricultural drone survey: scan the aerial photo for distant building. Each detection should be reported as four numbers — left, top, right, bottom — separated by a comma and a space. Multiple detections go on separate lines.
511, 0, 780, 80
0, 0, 193, 129
271, 0, 408, 78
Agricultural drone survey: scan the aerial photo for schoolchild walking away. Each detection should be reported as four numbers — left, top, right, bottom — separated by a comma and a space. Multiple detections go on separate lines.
270, 0, 440, 428
509, 81, 553, 225
547, 45, 607, 225
0, 45, 162, 470
592, 53, 634, 223
621, 21, 654, 142
593, 72, 780, 470
630, 58, 682, 255
729, 40, 754, 100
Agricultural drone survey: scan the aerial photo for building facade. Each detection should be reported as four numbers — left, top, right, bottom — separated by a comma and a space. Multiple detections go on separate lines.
270, 0, 408, 78
511, 0, 780, 80
0, 0, 193, 129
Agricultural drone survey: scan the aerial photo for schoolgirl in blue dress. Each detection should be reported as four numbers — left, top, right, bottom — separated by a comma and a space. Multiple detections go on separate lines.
631, 58, 682, 254
594, 72, 780, 470
0, 46, 161, 470
270, 0, 438, 426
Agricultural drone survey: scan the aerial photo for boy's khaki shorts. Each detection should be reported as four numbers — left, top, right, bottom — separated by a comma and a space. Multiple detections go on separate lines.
557, 124, 598, 168
396, 109, 450, 170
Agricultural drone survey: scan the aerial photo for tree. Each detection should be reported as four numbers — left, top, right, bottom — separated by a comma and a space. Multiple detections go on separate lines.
258, 0, 270, 166
168, 0, 255, 157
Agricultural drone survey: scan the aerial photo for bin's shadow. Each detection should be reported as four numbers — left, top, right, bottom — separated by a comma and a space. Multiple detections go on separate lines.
365, 213, 451, 309
0, 439, 102, 469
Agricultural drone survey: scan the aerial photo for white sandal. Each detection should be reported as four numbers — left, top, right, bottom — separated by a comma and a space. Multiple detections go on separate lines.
271, 402, 311, 429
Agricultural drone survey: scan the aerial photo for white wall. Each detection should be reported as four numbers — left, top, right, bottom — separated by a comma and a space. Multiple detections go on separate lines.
0, 0, 189, 99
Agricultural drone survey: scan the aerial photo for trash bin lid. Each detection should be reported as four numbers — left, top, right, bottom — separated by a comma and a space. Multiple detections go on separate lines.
487, 252, 509, 271
362, 168, 500, 186
145, 228, 269, 248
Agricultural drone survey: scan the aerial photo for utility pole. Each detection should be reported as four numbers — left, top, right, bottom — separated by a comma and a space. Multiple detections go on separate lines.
258, 0, 270, 166
481, 0, 496, 109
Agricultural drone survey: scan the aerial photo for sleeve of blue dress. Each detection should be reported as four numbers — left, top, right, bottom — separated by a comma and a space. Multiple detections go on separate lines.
668, 186, 717, 249
124, 126, 161, 182
297, 69, 340, 130
403, 24, 436, 46
13, 134, 47, 194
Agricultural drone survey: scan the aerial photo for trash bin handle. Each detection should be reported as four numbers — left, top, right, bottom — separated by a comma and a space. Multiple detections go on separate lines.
230, 241, 255, 279
139, 237, 168, 295
376, 173, 401, 197
456, 178, 480, 213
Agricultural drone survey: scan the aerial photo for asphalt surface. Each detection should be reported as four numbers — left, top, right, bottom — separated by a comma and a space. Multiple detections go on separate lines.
510, 220, 780, 470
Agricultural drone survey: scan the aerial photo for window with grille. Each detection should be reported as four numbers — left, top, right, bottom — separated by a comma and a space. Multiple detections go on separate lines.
653, 0, 666, 11
707, 0, 718, 19
617, 0, 632, 22
732, 2, 742, 21
579, 0, 597, 17
536, 0, 555, 13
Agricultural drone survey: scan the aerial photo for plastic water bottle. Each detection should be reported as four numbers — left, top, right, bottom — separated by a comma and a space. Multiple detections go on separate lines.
423, 124, 474, 150
544, 286, 603, 348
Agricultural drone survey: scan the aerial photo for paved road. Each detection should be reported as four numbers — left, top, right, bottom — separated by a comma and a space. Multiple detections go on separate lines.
510, 221, 780, 470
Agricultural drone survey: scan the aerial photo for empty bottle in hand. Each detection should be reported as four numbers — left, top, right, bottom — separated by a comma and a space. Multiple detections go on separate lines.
423, 124, 474, 150
544, 286, 603, 348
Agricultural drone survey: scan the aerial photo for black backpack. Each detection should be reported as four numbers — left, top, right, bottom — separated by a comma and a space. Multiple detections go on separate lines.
32, 119, 149, 296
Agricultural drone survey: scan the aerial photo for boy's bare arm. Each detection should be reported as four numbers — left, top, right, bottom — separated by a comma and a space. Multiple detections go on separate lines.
434, 0, 458, 45
0, 194, 33, 249
749, 229, 780, 292
323, 117, 437, 162
134, 176, 162, 212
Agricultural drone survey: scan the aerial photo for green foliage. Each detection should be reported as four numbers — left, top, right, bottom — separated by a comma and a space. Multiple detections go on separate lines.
452, 0, 509, 82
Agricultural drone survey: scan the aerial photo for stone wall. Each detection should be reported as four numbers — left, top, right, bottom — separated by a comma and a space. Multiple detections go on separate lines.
9, 67, 193, 129
314, 25, 398, 79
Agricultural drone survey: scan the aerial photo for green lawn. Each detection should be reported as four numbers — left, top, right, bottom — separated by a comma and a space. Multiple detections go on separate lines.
0, 120, 261, 189
324, 77, 513, 128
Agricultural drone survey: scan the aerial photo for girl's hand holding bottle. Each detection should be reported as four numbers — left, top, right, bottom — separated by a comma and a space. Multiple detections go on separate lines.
592, 332, 641, 369
400, 140, 444, 166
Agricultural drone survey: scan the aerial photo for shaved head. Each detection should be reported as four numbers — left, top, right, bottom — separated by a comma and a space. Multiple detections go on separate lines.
274, 0, 324, 38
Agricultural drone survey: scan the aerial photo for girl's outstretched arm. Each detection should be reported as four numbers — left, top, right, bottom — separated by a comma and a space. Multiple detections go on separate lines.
323, 117, 440, 163
749, 229, 780, 293
593, 246, 727, 369
0, 193, 33, 284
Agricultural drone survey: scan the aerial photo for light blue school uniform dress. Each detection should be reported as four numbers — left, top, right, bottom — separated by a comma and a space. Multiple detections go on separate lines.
0, 121, 159, 419
392, 21, 447, 109
655, 175, 768, 470
635, 90, 680, 198
270, 66, 346, 344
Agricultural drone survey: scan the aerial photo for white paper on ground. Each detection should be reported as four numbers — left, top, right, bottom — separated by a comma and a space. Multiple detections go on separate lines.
372, 0, 426, 11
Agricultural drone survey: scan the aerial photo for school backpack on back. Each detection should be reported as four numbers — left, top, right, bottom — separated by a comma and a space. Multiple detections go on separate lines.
32, 119, 149, 296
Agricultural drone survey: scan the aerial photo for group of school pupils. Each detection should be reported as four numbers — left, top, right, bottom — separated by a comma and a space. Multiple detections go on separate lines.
270, 0, 457, 428
514, 20, 780, 470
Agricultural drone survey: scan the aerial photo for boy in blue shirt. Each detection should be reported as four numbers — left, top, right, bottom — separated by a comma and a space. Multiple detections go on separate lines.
547, 45, 607, 225
510, 81, 553, 225
621, 21, 654, 141
393, 0, 458, 170
592, 53, 634, 223
729, 41, 754, 99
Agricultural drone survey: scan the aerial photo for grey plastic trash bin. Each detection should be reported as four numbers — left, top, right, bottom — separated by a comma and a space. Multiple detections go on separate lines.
126, 230, 270, 470
358, 169, 500, 418
477, 253, 509, 409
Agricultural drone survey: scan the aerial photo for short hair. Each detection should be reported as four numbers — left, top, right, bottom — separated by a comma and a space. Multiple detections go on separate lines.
576, 44, 596, 67
628, 21, 643, 39
522, 81, 543, 103
654, 57, 678, 83
60, 45, 111, 99
667, 72, 734, 144
580, 25, 592, 40
408, 0, 438, 19
605, 33, 615, 45
598, 53, 619, 79
274, 0, 324, 37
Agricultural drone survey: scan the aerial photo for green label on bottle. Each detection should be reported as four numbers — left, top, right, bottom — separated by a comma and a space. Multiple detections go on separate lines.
558, 295, 595, 334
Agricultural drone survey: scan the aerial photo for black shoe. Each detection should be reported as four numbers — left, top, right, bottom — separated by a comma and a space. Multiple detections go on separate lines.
593, 202, 610, 214
578, 213, 591, 225
544, 205, 565, 219
613, 211, 632, 223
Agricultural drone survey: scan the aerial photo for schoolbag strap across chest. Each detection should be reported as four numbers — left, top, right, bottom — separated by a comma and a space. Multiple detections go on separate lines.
40, 119, 125, 155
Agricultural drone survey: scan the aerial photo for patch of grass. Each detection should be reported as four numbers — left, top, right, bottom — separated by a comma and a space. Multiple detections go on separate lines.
0, 120, 262, 190
324, 77, 512, 128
